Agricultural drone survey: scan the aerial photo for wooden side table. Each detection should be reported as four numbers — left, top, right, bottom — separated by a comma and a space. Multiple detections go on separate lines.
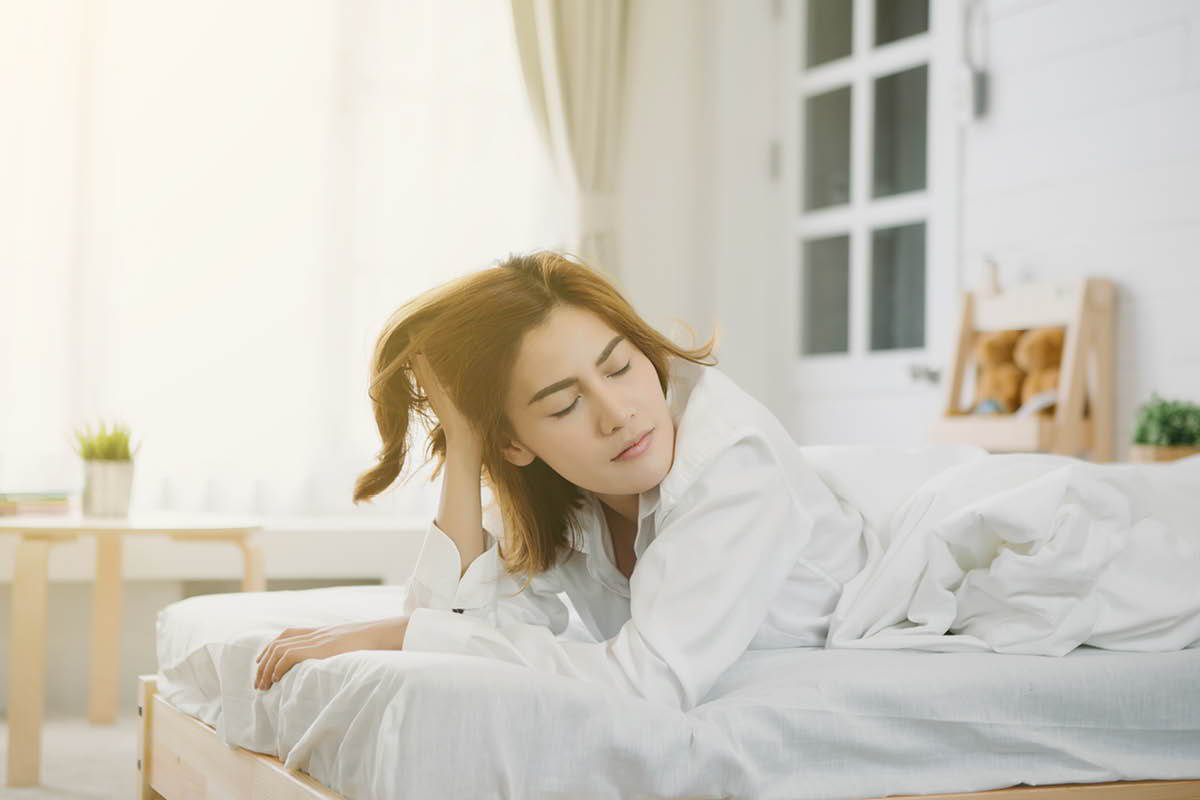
1, 511, 265, 787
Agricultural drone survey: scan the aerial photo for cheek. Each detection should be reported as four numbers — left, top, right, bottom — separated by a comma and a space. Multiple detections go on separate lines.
637, 363, 662, 399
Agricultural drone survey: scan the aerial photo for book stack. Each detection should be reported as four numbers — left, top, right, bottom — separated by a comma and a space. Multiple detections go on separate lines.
0, 491, 71, 516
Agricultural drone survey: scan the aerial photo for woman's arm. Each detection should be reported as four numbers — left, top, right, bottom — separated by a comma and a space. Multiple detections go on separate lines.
413, 351, 488, 579
437, 440, 487, 579
401, 503, 571, 633
401, 430, 847, 711
255, 616, 410, 690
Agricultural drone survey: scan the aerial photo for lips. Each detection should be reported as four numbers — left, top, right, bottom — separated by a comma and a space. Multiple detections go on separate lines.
613, 428, 653, 461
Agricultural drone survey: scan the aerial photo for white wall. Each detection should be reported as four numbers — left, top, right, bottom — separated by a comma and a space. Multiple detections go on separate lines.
615, 0, 719, 362
959, 0, 1200, 458
616, 0, 786, 412
708, 1, 791, 415
621, 0, 1200, 458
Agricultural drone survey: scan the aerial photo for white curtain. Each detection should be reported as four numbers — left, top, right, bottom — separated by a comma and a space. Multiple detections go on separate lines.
509, 0, 629, 278
0, 0, 569, 516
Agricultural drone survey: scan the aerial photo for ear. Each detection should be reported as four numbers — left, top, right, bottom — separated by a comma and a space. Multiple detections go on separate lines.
501, 438, 536, 467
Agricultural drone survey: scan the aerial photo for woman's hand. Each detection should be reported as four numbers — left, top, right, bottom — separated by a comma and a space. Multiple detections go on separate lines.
254, 617, 409, 691
411, 352, 481, 451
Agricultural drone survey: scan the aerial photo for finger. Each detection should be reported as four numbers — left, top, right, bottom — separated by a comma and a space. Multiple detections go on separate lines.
270, 644, 318, 686
254, 647, 273, 690
256, 648, 276, 689
260, 647, 286, 690
270, 651, 298, 684
257, 628, 325, 689
255, 643, 276, 687
258, 638, 292, 689
256, 629, 315, 683
260, 635, 310, 689
256, 630, 291, 668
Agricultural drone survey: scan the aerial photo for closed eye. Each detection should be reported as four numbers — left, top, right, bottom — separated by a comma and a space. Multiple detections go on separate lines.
551, 361, 631, 418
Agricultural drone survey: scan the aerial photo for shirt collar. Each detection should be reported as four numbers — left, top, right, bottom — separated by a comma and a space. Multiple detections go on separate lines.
572, 486, 660, 556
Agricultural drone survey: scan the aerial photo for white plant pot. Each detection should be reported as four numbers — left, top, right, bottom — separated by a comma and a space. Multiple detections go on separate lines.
83, 459, 134, 517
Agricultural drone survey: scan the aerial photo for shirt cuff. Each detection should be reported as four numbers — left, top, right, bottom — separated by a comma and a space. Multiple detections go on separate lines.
404, 607, 492, 655
402, 518, 501, 617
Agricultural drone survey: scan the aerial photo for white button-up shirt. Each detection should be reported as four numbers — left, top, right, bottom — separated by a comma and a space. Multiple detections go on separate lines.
400, 358, 867, 711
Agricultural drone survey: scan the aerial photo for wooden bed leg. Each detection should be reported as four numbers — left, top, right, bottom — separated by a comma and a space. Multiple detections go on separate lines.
137, 675, 167, 800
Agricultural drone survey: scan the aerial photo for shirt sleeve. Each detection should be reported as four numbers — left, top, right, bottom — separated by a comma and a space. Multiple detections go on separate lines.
400, 505, 570, 633
401, 432, 813, 712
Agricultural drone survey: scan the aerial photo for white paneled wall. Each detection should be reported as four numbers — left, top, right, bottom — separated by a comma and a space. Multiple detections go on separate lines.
960, 0, 1200, 457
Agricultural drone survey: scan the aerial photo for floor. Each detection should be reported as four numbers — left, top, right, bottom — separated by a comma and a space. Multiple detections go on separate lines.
0, 712, 139, 800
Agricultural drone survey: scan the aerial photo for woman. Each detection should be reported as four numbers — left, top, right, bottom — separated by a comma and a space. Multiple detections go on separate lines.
255, 250, 866, 710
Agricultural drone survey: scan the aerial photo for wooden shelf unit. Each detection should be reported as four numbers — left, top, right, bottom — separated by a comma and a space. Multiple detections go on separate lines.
929, 277, 1116, 462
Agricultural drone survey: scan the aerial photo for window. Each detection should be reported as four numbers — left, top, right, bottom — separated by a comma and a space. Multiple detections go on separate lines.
803, 86, 852, 211
871, 222, 926, 350
794, 0, 931, 358
805, 0, 853, 67
801, 235, 851, 354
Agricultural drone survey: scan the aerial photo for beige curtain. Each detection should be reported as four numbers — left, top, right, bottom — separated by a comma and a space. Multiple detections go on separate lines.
509, 0, 629, 278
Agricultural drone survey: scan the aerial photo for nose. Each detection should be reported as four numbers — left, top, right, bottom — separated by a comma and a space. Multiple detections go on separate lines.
595, 381, 634, 433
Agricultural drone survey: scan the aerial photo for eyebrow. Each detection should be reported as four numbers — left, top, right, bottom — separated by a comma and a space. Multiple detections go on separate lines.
527, 334, 625, 406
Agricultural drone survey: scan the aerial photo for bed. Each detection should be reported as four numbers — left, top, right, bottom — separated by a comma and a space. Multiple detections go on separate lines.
140, 582, 1200, 800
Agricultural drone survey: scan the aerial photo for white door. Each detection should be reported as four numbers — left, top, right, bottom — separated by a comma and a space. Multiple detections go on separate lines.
771, 0, 969, 446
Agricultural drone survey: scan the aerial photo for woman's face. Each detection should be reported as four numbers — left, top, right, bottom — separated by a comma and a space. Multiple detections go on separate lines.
501, 305, 675, 500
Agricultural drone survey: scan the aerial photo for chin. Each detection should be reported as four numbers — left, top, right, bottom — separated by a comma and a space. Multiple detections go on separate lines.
628, 449, 672, 490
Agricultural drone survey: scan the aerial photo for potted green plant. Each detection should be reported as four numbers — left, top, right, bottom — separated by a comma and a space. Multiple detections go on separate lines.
70, 420, 142, 516
1130, 393, 1200, 463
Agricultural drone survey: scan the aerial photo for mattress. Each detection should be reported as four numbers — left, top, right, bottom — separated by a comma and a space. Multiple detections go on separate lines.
156, 584, 1200, 800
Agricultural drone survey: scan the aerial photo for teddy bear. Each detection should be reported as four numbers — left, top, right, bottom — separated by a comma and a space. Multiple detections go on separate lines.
970, 329, 1026, 414
1013, 326, 1065, 415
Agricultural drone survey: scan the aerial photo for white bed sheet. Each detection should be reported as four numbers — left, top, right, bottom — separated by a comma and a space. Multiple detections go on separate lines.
156, 584, 1200, 800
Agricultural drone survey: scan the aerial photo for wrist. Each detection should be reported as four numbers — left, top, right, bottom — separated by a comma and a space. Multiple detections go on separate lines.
376, 616, 409, 650
447, 439, 483, 461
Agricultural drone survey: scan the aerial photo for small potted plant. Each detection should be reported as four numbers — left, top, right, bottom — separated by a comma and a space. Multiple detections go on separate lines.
71, 419, 142, 516
1130, 393, 1200, 463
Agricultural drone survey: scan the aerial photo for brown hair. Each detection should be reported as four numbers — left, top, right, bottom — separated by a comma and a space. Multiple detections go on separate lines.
352, 250, 719, 590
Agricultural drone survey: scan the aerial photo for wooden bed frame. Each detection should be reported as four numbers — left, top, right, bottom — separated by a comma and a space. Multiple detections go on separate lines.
137, 674, 1200, 800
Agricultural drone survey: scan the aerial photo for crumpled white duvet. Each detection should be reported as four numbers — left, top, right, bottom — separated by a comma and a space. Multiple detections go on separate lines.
825, 451, 1200, 655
